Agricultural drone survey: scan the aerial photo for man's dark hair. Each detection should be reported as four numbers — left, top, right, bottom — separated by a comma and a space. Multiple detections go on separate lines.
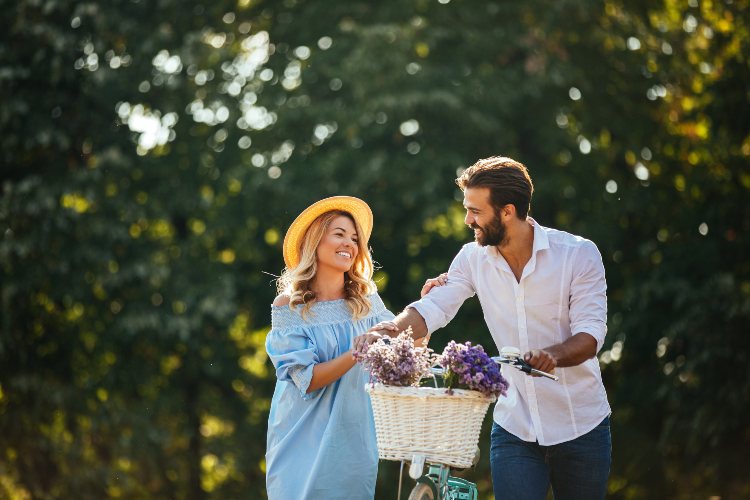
456, 156, 534, 219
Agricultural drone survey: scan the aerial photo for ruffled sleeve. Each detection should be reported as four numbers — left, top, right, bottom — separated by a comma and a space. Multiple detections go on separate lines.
266, 307, 321, 400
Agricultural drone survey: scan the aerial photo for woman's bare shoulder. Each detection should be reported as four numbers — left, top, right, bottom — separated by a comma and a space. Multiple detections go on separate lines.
272, 294, 291, 307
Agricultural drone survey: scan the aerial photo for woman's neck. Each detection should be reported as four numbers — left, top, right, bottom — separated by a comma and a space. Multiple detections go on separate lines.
310, 267, 346, 301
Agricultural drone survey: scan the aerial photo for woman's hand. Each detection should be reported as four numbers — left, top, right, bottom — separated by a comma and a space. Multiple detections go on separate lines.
352, 331, 383, 357
420, 272, 448, 297
351, 321, 401, 358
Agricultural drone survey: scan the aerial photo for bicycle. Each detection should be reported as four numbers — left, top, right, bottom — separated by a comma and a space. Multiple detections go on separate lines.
399, 346, 558, 500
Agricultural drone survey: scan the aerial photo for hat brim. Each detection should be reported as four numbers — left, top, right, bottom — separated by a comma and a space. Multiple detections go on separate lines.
282, 196, 373, 269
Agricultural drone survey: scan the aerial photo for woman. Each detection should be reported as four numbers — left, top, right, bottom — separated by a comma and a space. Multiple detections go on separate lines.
265, 196, 394, 499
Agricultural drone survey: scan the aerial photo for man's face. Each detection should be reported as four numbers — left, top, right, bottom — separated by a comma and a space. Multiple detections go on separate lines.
463, 187, 507, 247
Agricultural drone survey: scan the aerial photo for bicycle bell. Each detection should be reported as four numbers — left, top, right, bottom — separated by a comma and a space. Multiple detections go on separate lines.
500, 346, 522, 359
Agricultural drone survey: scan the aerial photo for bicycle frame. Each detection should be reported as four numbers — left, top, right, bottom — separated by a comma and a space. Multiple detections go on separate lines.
425, 463, 477, 500
400, 460, 478, 500
398, 347, 557, 499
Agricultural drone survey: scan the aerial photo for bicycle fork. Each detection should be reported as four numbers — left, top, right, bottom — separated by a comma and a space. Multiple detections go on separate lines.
406, 457, 478, 500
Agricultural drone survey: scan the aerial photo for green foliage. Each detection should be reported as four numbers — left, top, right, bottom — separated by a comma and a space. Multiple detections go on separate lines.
1, 0, 748, 498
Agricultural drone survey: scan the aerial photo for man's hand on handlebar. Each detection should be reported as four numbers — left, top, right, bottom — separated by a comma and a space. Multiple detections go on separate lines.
523, 349, 557, 376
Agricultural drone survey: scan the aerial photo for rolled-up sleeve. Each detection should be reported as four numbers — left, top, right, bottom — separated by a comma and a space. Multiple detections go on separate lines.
408, 246, 476, 334
569, 240, 608, 352
265, 327, 320, 400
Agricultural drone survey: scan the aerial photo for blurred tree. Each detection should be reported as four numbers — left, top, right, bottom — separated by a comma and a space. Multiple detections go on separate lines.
1, 1, 270, 498
1, 0, 748, 498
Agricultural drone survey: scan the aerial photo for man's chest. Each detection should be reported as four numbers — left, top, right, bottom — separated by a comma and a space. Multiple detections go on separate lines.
471, 261, 571, 311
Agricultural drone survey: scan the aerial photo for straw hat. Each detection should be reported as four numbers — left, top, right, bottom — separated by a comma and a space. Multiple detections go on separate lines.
282, 196, 373, 269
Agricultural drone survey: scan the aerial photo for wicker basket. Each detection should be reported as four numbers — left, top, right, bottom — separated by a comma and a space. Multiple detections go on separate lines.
366, 384, 496, 469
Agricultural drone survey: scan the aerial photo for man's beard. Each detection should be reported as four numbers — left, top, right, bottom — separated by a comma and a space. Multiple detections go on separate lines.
472, 216, 507, 247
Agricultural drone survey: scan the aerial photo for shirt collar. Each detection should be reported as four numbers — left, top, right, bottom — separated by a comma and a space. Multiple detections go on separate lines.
486, 217, 548, 260
529, 217, 550, 254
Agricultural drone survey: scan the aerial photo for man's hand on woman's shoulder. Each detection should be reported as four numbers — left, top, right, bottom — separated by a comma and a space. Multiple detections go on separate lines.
420, 272, 449, 297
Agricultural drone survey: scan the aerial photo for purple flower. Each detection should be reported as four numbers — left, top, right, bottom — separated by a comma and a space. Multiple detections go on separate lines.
437, 341, 509, 397
354, 327, 434, 387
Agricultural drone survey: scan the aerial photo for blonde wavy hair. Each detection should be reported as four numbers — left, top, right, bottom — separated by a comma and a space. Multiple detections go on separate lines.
277, 210, 376, 320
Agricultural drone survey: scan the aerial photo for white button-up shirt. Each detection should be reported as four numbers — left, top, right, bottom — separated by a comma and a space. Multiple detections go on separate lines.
409, 219, 611, 445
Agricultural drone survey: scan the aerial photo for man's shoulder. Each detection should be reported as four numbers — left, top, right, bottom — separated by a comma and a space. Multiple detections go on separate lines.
541, 224, 598, 250
457, 241, 486, 259
459, 241, 480, 251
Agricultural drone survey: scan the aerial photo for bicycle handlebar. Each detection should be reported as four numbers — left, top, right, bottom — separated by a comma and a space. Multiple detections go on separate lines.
380, 338, 559, 382
491, 355, 559, 381
427, 348, 559, 382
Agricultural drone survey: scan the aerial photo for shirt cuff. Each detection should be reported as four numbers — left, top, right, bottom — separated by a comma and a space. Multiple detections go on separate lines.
407, 299, 445, 335
573, 324, 607, 353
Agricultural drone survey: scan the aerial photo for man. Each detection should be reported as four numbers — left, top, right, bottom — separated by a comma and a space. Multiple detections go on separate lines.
373, 156, 611, 499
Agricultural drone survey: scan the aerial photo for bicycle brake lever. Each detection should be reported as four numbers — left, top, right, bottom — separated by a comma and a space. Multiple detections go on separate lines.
515, 358, 559, 381
495, 357, 559, 381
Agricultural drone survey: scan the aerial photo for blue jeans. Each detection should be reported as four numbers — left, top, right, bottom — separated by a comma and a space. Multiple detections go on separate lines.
489, 417, 611, 500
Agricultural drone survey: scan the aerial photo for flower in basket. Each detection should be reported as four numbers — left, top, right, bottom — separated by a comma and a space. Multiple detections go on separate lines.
438, 341, 509, 397
354, 326, 434, 387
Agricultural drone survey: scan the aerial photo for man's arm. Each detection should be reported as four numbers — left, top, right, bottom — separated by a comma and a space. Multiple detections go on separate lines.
525, 240, 606, 373
361, 246, 475, 348
524, 333, 598, 374
389, 307, 429, 339
367, 270, 473, 342
366, 271, 448, 340
352, 309, 429, 353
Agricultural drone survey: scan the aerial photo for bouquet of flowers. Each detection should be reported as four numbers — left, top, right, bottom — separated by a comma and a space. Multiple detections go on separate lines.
356, 328, 509, 398
438, 340, 509, 397
360, 331, 507, 469
354, 327, 434, 387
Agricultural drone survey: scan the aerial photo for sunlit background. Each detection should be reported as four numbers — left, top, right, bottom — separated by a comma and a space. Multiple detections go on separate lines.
2, 0, 749, 498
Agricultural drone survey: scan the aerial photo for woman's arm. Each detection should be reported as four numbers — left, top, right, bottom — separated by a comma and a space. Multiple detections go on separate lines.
307, 351, 356, 393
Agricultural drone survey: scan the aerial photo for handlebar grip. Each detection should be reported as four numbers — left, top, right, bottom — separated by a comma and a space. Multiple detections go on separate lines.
514, 359, 533, 373
493, 356, 559, 381
529, 368, 559, 381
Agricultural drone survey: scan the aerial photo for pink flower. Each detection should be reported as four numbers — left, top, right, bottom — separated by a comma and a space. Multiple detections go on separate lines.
354, 327, 434, 386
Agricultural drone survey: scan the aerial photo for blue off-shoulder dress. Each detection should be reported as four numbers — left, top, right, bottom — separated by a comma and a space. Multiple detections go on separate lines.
265, 293, 394, 500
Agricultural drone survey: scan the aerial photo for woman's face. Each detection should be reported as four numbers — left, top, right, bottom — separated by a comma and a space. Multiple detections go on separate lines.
316, 215, 359, 273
